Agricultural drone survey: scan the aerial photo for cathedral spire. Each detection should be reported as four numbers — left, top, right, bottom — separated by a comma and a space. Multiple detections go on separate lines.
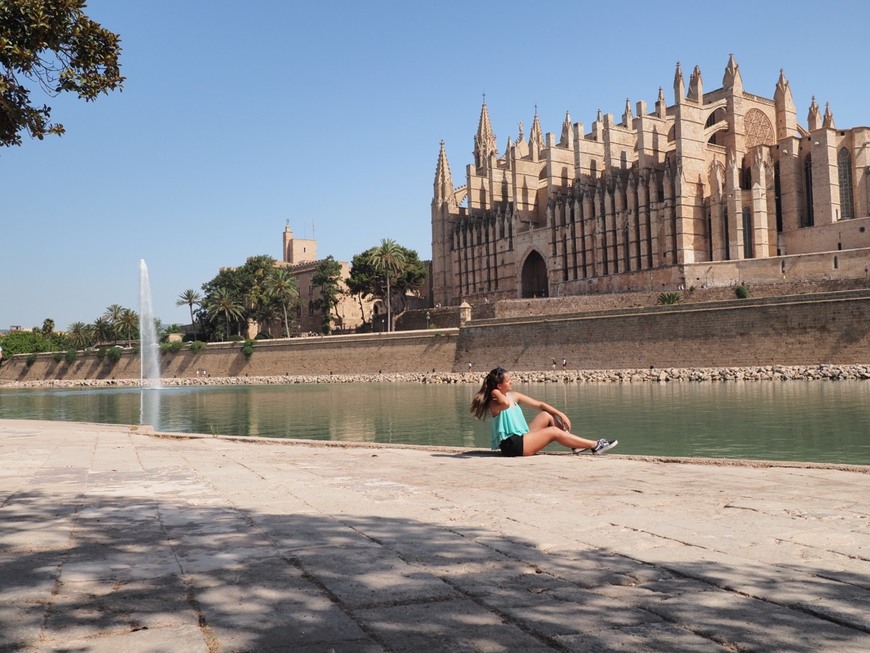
688, 65, 703, 103
622, 98, 633, 126
529, 109, 543, 159
774, 68, 797, 140
774, 68, 791, 101
656, 86, 667, 118
823, 102, 835, 129
722, 53, 742, 89
559, 111, 573, 147
433, 140, 456, 208
473, 98, 497, 169
807, 96, 821, 131
673, 61, 685, 104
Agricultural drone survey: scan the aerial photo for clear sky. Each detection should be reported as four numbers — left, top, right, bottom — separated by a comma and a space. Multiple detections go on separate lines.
3, 0, 869, 331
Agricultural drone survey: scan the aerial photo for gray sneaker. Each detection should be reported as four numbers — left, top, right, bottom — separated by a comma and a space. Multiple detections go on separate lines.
591, 439, 618, 455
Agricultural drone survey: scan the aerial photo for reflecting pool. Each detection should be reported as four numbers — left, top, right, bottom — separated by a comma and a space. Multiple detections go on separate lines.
1, 381, 868, 464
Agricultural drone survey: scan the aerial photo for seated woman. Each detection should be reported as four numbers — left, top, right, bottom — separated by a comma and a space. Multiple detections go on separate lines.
470, 366, 618, 457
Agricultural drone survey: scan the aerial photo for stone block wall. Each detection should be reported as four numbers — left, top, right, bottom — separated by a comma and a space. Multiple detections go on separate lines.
0, 331, 460, 383
4, 292, 870, 382
456, 291, 870, 371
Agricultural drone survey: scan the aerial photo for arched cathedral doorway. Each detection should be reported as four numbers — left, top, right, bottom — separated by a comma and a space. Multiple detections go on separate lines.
521, 250, 548, 298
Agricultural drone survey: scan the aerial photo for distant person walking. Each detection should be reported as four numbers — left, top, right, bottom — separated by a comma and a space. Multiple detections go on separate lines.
470, 366, 618, 457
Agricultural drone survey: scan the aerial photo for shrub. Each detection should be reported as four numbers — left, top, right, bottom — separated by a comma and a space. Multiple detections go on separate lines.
107, 346, 123, 363
65, 349, 77, 364
159, 341, 183, 354
241, 339, 254, 359
53, 351, 64, 363
657, 291, 683, 305
96, 347, 106, 361
26, 353, 37, 367
188, 340, 206, 353
735, 284, 749, 299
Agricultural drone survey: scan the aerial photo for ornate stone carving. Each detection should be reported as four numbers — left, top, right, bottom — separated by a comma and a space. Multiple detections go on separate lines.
744, 109, 775, 148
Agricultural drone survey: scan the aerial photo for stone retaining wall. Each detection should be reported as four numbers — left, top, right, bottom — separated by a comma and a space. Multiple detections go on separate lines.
456, 290, 870, 371
3, 290, 870, 384
6, 364, 870, 390
0, 330, 459, 383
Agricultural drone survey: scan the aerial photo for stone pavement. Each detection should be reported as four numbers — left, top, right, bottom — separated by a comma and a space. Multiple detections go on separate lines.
0, 420, 867, 652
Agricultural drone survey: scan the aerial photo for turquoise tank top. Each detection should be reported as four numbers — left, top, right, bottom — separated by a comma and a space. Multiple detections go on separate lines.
491, 394, 529, 448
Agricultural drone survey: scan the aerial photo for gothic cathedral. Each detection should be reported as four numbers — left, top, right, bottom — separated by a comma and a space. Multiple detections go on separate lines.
431, 56, 870, 307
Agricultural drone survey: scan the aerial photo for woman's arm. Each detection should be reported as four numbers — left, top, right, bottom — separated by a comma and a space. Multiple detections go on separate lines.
489, 388, 511, 412
513, 392, 572, 430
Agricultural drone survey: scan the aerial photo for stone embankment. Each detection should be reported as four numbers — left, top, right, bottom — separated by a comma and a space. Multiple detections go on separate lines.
5, 363, 870, 389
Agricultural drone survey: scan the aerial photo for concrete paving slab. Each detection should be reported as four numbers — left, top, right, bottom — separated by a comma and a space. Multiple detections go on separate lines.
1, 419, 868, 652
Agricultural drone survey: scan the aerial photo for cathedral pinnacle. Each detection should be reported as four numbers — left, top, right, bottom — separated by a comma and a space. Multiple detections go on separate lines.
673, 62, 685, 104
688, 65, 703, 102
823, 102, 835, 129
559, 111, 573, 147
474, 99, 497, 169
775, 68, 791, 100
530, 111, 543, 159
808, 96, 821, 131
723, 53, 742, 88
433, 140, 456, 208
623, 98, 633, 126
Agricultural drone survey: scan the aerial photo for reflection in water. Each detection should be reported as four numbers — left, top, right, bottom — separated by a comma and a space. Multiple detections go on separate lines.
140, 388, 162, 431
0, 381, 868, 464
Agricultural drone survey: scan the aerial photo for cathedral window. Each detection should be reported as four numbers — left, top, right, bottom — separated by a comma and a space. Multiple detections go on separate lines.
740, 164, 752, 191
802, 155, 815, 227
838, 147, 855, 219
774, 162, 783, 232
742, 207, 754, 259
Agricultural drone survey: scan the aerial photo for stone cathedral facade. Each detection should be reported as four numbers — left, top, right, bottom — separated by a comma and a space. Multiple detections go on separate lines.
430, 56, 870, 307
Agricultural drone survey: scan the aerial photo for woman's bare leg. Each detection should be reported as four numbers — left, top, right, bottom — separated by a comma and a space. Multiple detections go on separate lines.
527, 411, 558, 431
522, 427, 599, 456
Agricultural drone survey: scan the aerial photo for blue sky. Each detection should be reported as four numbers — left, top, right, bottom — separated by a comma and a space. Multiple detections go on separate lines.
3, 0, 870, 331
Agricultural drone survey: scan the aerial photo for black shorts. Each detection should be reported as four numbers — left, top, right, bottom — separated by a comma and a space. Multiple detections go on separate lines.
499, 434, 524, 457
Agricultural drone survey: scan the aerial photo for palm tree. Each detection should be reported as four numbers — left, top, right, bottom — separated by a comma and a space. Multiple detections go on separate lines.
264, 269, 298, 337
116, 308, 139, 347
41, 318, 55, 338
103, 304, 124, 343
369, 238, 406, 332
67, 322, 94, 349
92, 316, 114, 345
206, 287, 244, 340
176, 289, 202, 339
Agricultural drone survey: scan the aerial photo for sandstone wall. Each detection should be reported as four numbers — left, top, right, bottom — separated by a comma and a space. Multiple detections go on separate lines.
4, 291, 870, 383
456, 290, 870, 371
0, 331, 459, 383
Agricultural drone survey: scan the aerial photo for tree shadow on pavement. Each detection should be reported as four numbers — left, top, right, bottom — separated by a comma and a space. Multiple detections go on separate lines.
0, 488, 867, 652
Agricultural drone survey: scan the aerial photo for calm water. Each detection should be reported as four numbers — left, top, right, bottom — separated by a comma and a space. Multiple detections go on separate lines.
1, 381, 869, 464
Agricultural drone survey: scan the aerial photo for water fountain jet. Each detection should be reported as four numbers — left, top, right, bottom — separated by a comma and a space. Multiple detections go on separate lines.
139, 259, 161, 389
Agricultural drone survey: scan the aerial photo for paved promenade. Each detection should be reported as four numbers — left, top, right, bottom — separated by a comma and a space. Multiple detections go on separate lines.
1, 420, 867, 652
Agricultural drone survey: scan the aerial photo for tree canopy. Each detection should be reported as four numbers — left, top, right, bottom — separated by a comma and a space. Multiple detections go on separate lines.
0, 0, 124, 146
199, 255, 300, 341
311, 256, 342, 334
348, 241, 427, 331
